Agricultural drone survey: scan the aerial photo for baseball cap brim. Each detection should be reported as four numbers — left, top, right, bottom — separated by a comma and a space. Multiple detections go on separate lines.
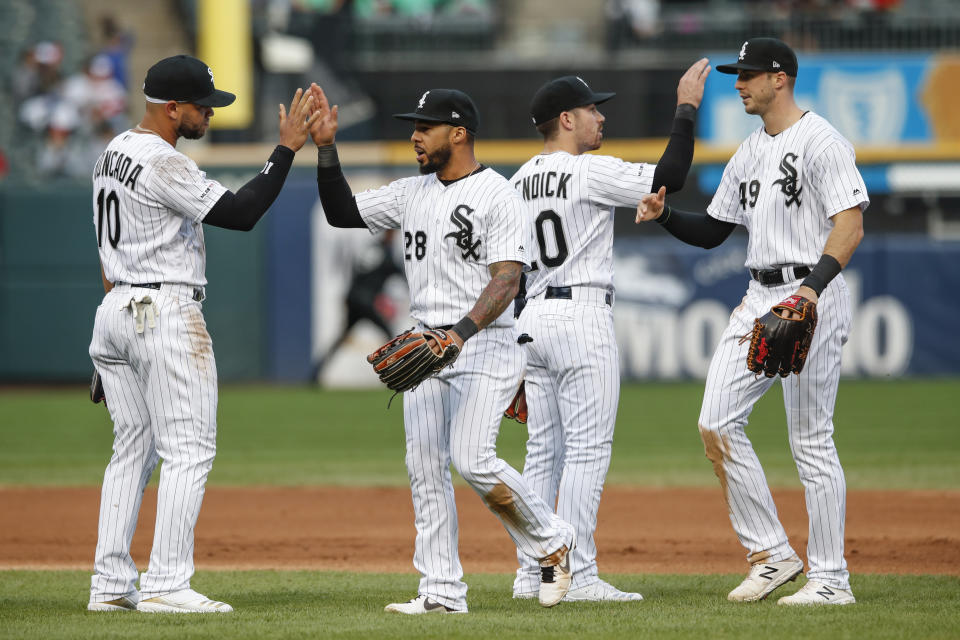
393, 112, 476, 134
192, 89, 237, 107
715, 62, 775, 74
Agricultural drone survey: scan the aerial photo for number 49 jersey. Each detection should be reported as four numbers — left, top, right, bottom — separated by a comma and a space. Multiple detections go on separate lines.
92, 130, 227, 286
510, 151, 655, 298
707, 111, 869, 270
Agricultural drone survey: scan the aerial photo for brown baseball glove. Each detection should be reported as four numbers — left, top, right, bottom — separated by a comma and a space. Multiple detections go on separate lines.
367, 328, 461, 392
504, 381, 527, 424
743, 294, 818, 378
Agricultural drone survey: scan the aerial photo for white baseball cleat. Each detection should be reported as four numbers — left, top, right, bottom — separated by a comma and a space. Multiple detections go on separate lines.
778, 580, 856, 606
87, 595, 138, 612
727, 555, 804, 602
539, 543, 575, 607
563, 579, 644, 602
513, 590, 536, 600
137, 588, 233, 613
384, 594, 466, 614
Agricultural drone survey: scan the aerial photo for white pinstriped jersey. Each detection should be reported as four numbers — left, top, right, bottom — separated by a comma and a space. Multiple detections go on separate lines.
510, 152, 656, 298
707, 111, 869, 270
92, 130, 227, 286
356, 167, 529, 328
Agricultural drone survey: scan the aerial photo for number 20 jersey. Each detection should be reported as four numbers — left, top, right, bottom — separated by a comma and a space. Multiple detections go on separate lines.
510, 151, 655, 298
92, 130, 227, 287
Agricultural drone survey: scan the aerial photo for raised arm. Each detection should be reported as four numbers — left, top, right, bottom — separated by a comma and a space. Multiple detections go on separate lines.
651, 58, 711, 194
204, 88, 318, 231
309, 83, 366, 229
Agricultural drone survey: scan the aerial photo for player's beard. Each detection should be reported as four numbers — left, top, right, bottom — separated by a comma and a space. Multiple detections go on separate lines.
418, 143, 452, 175
177, 121, 207, 140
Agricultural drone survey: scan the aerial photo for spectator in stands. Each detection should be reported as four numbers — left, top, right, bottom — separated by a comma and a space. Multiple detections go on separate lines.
62, 54, 129, 136
97, 15, 134, 88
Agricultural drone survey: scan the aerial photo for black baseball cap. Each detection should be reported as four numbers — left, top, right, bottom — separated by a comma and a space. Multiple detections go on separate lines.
529, 76, 615, 126
393, 89, 479, 135
143, 54, 236, 107
716, 37, 798, 77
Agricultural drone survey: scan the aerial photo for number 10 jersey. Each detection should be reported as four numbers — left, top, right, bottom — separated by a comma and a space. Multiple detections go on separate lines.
92, 130, 227, 287
510, 151, 655, 298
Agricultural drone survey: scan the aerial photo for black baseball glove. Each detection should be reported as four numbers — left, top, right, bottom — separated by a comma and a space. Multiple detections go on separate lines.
90, 369, 106, 405
743, 294, 818, 378
367, 328, 461, 392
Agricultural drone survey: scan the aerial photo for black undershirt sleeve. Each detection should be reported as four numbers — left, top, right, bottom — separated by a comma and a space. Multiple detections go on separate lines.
316, 144, 365, 229
203, 145, 294, 231
651, 104, 697, 194
656, 206, 737, 249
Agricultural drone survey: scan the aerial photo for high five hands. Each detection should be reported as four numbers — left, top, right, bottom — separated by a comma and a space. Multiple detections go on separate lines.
278, 88, 322, 152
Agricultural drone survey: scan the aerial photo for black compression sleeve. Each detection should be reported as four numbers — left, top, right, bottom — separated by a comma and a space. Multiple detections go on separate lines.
656, 206, 737, 249
203, 145, 294, 231
800, 254, 843, 296
316, 144, 365, 229
651, 104, 696, 194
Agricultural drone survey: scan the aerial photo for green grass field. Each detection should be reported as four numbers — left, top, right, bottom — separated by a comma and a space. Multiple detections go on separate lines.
1, 379, 958, 638
2, 379, 958, 488
0, 571, 958, 639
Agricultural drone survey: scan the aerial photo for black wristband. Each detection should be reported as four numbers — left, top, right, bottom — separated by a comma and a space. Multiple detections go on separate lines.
675, 103, 697, 122
451, 316, 479, 342
656, 205, 672, 225
317, 143, 339, 168
801, 254, 843, 296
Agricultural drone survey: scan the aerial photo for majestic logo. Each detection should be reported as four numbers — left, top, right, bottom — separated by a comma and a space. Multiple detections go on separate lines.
417, 91, 429, 110
444, 204, 481, 260
739, 41, 748, 60
772, 152, 803, 206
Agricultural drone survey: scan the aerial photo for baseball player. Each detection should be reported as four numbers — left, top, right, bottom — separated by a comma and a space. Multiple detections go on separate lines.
87, 55, 318, 613
310, 84, 576, 612
509, 62, 710, 602
637, 38, 867, 605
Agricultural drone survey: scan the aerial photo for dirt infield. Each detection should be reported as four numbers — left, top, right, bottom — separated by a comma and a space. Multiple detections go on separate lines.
3, 487, 958, 574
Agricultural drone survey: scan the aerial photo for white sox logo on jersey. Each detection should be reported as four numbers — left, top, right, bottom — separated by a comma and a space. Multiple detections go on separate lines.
772, 152, 803, 206
443, 204, 481, 259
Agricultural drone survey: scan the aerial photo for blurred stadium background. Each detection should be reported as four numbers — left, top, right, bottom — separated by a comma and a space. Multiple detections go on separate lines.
1, 0, 959, 385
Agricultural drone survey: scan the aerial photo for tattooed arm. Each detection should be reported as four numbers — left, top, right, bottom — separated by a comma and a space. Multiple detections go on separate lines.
446, 260, 523, 349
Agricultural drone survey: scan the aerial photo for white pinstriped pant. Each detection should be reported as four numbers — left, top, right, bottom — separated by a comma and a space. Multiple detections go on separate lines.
699, 275, 852, 590
403, 325, 574, 612
512, 296, 620, 595
88, 284, 218, 601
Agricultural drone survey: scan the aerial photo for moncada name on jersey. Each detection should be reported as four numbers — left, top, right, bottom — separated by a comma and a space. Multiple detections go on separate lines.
94, 148, 144, 191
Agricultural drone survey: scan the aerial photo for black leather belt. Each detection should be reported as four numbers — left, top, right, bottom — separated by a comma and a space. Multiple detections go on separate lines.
545, 285, 612, 306
749, 266, 811, 286
120, 282, 205, 302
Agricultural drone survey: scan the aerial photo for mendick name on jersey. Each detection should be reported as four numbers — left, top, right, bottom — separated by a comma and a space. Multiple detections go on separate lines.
514, 171, 573, 201
93, 149, 144, 191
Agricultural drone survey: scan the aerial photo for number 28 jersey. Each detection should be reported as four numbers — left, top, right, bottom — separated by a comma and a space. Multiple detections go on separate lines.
510, 151, 655, 298
92, 130, 227, 287
356, 168, 529, 329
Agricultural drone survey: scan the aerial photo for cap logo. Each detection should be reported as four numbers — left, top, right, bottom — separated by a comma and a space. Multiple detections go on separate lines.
451, 111, 460, 119
207, 67, 214, 82
576, 76, 589, 88
417, 91, 429, 110
739, 41, 748, 60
